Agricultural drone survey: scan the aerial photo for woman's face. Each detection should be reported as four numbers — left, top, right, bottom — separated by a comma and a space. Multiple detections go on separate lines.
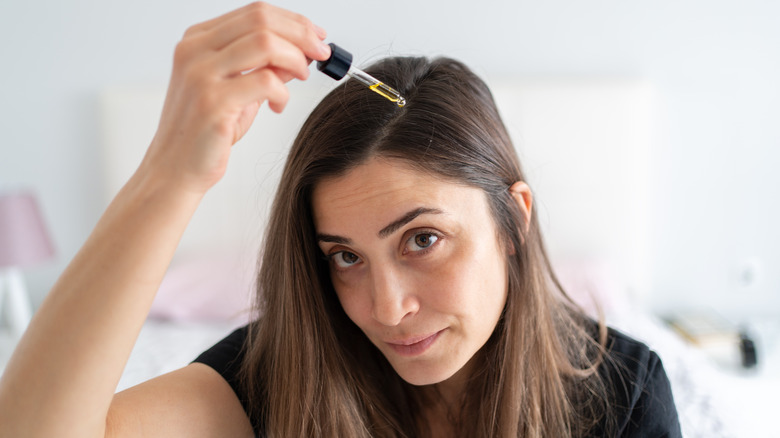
312, 157, 509, 386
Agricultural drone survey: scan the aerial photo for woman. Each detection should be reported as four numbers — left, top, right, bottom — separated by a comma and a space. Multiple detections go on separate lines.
0, 3, 680, 437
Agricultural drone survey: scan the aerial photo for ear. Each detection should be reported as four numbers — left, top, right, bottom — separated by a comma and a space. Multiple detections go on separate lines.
509, 181, 533, 233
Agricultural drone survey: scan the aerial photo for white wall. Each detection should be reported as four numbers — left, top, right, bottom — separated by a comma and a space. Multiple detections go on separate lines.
1, 0, 778, 318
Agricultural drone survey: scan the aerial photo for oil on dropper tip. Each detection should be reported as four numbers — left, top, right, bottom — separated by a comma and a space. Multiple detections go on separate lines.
397, 97, 407, 108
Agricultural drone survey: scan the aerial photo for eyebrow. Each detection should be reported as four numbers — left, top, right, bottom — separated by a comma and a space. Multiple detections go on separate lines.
316, 207, 444, 244
378, 207, 443, 238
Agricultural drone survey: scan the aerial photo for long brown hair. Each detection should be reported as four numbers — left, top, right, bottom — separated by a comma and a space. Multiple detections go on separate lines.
241, 56, 611, 437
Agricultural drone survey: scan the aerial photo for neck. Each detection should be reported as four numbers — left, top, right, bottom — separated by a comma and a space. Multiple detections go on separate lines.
417, 381, 463, 438
416, 357, 475, 435
427, 373, 466, 411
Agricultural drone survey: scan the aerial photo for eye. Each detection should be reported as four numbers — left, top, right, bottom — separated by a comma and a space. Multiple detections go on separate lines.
404, 232, 439, 253
329, 250, 361, 269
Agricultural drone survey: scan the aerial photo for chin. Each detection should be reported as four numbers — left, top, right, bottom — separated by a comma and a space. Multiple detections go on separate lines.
389, 360, 461, 387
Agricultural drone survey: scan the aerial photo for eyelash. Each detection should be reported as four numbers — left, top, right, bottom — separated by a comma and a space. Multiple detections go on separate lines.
325, 230, 443, 271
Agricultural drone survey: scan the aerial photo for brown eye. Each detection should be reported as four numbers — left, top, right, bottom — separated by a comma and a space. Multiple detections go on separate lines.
341, 252, 359, 264
406, 232, 439, 252
331, 250, 361, 269
415, 234, 434, 248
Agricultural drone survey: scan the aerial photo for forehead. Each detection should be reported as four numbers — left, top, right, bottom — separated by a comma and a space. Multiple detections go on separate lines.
311, 158, 486, 231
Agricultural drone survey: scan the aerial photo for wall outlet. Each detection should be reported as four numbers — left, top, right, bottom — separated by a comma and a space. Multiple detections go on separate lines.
737, 257, 763, 290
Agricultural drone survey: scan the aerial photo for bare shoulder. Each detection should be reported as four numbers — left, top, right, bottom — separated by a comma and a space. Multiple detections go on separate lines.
106, 363, 253, 438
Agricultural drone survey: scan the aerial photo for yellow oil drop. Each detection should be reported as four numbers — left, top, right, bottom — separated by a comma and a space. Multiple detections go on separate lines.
369, 82, 406, 107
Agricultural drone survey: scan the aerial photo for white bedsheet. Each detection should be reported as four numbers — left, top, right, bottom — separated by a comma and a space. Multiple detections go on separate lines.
117, 319, 242, 392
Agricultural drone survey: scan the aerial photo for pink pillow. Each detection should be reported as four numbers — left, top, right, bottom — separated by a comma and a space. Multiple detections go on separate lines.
552, 258, 630, 318
149, 254, 255, 323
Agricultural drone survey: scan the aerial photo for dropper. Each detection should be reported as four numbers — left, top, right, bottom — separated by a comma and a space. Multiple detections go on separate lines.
317, 43, 406, 107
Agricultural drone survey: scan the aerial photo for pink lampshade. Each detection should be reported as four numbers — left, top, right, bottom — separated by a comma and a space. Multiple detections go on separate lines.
0, 191, 56, 268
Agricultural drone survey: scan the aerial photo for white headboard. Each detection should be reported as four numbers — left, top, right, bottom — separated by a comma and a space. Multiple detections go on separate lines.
491, 78, 653, 301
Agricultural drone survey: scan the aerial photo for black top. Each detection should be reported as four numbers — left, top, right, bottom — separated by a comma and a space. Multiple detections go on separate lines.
194, 325, 682, 437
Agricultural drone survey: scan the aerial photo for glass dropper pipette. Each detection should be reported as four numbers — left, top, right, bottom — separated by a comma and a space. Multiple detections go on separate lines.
317, 43, 406, 107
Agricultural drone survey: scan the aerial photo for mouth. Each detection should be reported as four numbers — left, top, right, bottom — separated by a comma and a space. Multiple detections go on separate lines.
385, 329, 445, 357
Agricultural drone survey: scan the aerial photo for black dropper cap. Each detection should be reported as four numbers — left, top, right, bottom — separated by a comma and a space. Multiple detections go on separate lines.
317, 43, 353, 80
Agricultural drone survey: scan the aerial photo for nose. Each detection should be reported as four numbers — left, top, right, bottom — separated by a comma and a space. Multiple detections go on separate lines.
370, 265, 419, 326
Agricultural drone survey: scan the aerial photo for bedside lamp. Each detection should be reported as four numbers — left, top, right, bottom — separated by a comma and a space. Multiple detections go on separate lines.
0, 191, 55, 338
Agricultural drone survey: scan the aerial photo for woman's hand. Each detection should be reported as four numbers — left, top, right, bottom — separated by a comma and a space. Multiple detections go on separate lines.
142, 2, 330, 194
0, 5, 329, 437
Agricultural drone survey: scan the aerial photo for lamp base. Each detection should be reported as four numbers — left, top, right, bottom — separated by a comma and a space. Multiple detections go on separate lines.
0, 267, 33, 338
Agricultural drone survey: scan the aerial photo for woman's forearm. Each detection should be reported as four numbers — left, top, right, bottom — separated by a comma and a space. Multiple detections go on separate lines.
0, 4, 330, 436
0, 170, 203, 438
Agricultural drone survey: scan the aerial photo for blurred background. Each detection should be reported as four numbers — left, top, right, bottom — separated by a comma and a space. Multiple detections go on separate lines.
2, 0, 777, 317
1, 1, 779, 435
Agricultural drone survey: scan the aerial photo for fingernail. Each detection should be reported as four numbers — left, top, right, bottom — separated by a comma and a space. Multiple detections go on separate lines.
320, 41, 331, 57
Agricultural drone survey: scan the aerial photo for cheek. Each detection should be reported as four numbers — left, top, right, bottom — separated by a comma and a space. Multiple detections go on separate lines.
427, 241, 508, 310
332, 277, 371, 326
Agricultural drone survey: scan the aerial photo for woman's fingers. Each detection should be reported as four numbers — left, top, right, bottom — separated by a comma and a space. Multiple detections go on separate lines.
215, 30, 311, 81
191, 2, 329, 62
176, 2, 330, 89
221, 67, 290, 115
148, 2, 328, 192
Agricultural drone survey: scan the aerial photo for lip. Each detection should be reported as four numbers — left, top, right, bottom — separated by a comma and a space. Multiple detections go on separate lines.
385, 329, 444, 357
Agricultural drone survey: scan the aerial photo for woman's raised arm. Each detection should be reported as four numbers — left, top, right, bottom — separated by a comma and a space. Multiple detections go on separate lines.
0, 3, 329, 437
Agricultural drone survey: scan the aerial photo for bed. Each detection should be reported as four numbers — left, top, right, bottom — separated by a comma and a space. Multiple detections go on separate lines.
3, 75, 775, 437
